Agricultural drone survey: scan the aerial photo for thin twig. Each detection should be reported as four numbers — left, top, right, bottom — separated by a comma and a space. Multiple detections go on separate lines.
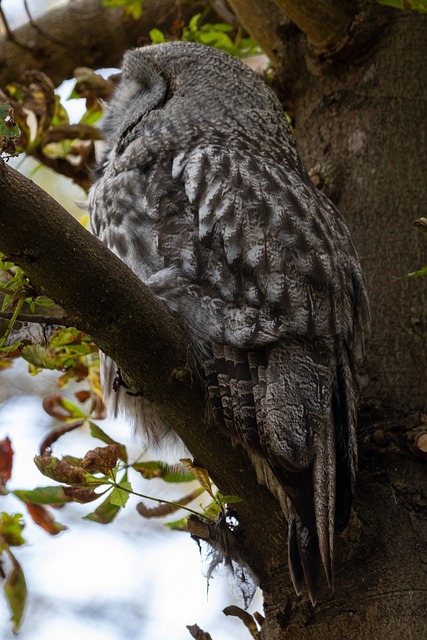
0, 309, 67, 325
0, 283, 14, 296
0, 297, 25, 347
209, 0, 239, 27
0, 2, 35, 51
23, 0, 69, 48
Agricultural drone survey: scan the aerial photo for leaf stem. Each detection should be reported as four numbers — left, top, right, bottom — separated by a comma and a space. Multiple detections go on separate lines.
111, 481, 205, 519
0, 297, 25, 348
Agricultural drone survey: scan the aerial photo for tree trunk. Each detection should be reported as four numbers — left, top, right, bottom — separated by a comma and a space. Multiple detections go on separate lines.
0, 3, 426, 639
245, 8, 427, 640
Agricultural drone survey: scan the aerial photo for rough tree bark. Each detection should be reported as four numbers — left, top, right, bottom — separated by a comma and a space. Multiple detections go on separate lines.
0, 1, 426, 639
230, 3, 427, 638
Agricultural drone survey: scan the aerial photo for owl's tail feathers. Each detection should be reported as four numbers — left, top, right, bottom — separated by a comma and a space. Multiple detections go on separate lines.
288, 508, 320, 604
280, 447, 335, 605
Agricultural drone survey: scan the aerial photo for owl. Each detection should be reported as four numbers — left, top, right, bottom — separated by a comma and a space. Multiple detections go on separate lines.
88, 42, 369, 603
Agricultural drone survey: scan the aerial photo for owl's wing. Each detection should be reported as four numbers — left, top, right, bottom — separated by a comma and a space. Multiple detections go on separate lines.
172, 144, 369, 601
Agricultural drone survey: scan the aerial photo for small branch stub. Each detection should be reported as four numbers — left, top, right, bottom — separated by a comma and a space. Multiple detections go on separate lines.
273, 0, 353, 54
407, 417, 427, 460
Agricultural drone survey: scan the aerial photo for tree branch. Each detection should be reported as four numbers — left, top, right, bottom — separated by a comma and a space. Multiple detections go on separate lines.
228, 0, 389, 70
273, 0, 353, 52
0, 157, 288, 587
0, 0, 207, 88
226, 0, 292, 62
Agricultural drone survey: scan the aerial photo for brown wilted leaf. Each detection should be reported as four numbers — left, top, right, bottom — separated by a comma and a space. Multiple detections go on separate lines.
34, 455, 92, 484
186, 623, 213, 640
136, 487, 204, 519
42, 392, 74, 420
180, 459, 214, 498
62, 486, 101, 503
223, 606, 260, 638
73, 67, 116, 106
0, 437, 14, 486
136, 501, 177, 518
81, 445, 121, 474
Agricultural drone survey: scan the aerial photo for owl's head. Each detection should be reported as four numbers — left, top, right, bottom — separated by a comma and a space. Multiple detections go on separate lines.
97, 42, 294, 175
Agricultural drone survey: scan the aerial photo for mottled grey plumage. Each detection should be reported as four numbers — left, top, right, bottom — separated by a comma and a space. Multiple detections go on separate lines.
88, 42, 369, 602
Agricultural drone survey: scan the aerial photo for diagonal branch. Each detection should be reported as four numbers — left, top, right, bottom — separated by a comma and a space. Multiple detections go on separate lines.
0, 158, 287, 587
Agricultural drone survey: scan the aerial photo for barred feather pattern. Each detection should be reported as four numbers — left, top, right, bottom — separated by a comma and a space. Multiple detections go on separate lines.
88, 42, 370, 603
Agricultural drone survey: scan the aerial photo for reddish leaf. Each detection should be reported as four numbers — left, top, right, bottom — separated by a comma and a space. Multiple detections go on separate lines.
57, 361, 89, 387
25, 503, 66, 535
0, 436, 13, 486
39, 420, 84, 455
74, 390, 91, 402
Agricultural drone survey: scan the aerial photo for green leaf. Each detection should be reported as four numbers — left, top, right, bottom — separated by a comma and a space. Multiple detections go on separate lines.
215, 493, 242, 505
4, 547, 27, 633
13, 486, 72, 505
181, 15, 261, 57
103, 0, 145, 18
0, 103, 21, 140
57, 396, 87, 419
149, 28, 165, 43
165, 517, 189, 531
202, 500, 222, 521
79, 106, 103, 126
377, 0, 427, 11
131, 460, 195, 483
109, 481, 132, 508
401, 265, 427, 279
84, 494, 121, 524
0, 512, 25, 547
21, 327, 97, 374
188, 13, 201, 30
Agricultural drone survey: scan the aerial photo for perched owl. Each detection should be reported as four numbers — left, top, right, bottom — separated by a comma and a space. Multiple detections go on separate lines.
88, 42, 369, 603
